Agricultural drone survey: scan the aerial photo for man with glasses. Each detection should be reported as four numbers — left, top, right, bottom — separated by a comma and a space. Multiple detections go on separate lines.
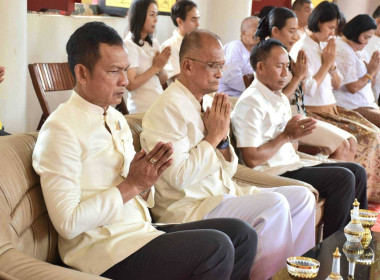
141, 29, 316, 280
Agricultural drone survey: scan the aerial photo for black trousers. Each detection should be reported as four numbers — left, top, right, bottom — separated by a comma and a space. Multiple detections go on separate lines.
281, 162, 367, 238
101, 218, 257, 280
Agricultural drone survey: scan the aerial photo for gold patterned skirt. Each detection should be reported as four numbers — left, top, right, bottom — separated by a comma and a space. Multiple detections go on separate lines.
305, 104, 380, 203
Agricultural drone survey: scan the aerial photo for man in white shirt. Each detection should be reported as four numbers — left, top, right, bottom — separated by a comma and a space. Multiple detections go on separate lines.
219, 16, 259, 97
32, 22, 257, 280
292, 0, 313, 38
364, 5, 380, 103
161, 0, 200, 84
141, 29, 316, 280
232, 38, 367, 240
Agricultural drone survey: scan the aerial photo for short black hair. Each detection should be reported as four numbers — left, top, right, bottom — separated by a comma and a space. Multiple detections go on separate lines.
255, 7, 296, 42
292, 0, 312, 11
308, 1, 341, 33
343, 14, 377, 44
129, 0, 157, 47
258, 6, 275, 19
250, 38, 286, 71
171, 0, 197, 27
66, 21, 123, 78
373, 5, 380, 19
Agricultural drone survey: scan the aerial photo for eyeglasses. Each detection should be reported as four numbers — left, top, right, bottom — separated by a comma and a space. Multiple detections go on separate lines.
186, 57, 226, 73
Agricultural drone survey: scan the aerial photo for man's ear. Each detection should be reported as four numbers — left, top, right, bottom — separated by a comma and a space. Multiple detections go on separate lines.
74, 64, 88, 85
181, 59, 192, 75
176, 17, 183, 28
256, 61, 264, 74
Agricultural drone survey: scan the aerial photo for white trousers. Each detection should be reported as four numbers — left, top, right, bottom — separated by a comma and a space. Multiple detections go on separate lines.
204, 186, 316, 280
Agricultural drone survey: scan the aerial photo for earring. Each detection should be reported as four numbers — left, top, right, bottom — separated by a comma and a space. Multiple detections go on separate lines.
138, 39, 144, 46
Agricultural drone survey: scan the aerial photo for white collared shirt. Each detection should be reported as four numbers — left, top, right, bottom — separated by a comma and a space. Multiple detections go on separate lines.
290, 34, 337, 106
334, 37, 378, 110
219, 40, 253, 97
231, 79, 320, 175
161, 29, 183, 81
33, 91, 163, 275
140, 80, 259, 223
124, 32, 163, 113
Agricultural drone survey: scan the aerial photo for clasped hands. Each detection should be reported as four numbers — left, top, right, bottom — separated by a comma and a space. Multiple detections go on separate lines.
203, 93, 231, 148
119, 141, 173, 202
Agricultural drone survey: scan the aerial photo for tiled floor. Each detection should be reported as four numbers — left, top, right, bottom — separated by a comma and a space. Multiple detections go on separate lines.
368, 202, 380, 232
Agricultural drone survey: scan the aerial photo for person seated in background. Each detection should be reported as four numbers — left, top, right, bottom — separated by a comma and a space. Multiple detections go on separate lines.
335, 14, 380, 127
290, 1, 380, 203
292, 0, 313, 37
141, 29, 316, 280
33, 22, 258, 280
0, 65, 10, 136
219, 16, 259, 97
231, 39, 367, 240
255, 7, 356, 161
364, 5, 380, 103
124, 0, 171, 113
161, 0, 200, 84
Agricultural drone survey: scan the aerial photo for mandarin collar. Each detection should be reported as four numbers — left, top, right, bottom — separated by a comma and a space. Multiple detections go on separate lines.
173, 29, 184, 40
304, 34, 322, 51
69, 90, 108, 116
253, 79, 283, 106
174, 79, 206, 113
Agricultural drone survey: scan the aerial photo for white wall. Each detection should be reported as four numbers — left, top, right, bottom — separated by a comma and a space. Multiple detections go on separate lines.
0, 0, 27, 134
335, 0, 376, 20
194, 0, 252, 44
25, 13, 174, 132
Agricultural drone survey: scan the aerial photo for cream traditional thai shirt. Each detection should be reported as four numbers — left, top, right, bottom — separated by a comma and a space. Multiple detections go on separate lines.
231, 80, 320, 175
140, 80, 260, 223
33, 91, 163, 275
161, 29, 183, 81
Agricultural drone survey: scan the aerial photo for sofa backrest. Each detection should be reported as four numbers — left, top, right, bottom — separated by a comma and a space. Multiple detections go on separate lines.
0, 133, 60, 263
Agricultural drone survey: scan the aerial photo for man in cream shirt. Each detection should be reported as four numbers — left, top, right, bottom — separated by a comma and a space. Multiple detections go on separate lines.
161, 0, 200, 83
141, 29, 316, 280
32, 22, 257, 280
232, 39, 367, 240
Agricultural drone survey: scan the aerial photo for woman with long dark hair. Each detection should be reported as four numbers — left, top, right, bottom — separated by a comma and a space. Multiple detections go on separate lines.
124, 0, 171, 113
290, 1, 380, 203
255, 7, 356, 162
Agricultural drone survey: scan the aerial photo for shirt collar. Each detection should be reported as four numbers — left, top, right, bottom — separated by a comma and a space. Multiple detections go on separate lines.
304, 34, 322, 51
174, 79, 205, 113
69, 90, 108, 116
173, 29, 184, 40
252, 79, 284, 107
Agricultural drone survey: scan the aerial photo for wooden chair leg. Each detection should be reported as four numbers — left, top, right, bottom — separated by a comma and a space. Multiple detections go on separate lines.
37, 115, 46, 130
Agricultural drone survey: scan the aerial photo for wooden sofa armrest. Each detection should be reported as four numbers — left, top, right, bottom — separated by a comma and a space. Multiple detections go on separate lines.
0, 249, 109, 280
233, 164, 320, 202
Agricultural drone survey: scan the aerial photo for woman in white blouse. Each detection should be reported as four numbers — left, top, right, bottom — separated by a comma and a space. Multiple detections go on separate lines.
335, 14, 380, 127
290, 1, 380, 204
124, 0, 171, 114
